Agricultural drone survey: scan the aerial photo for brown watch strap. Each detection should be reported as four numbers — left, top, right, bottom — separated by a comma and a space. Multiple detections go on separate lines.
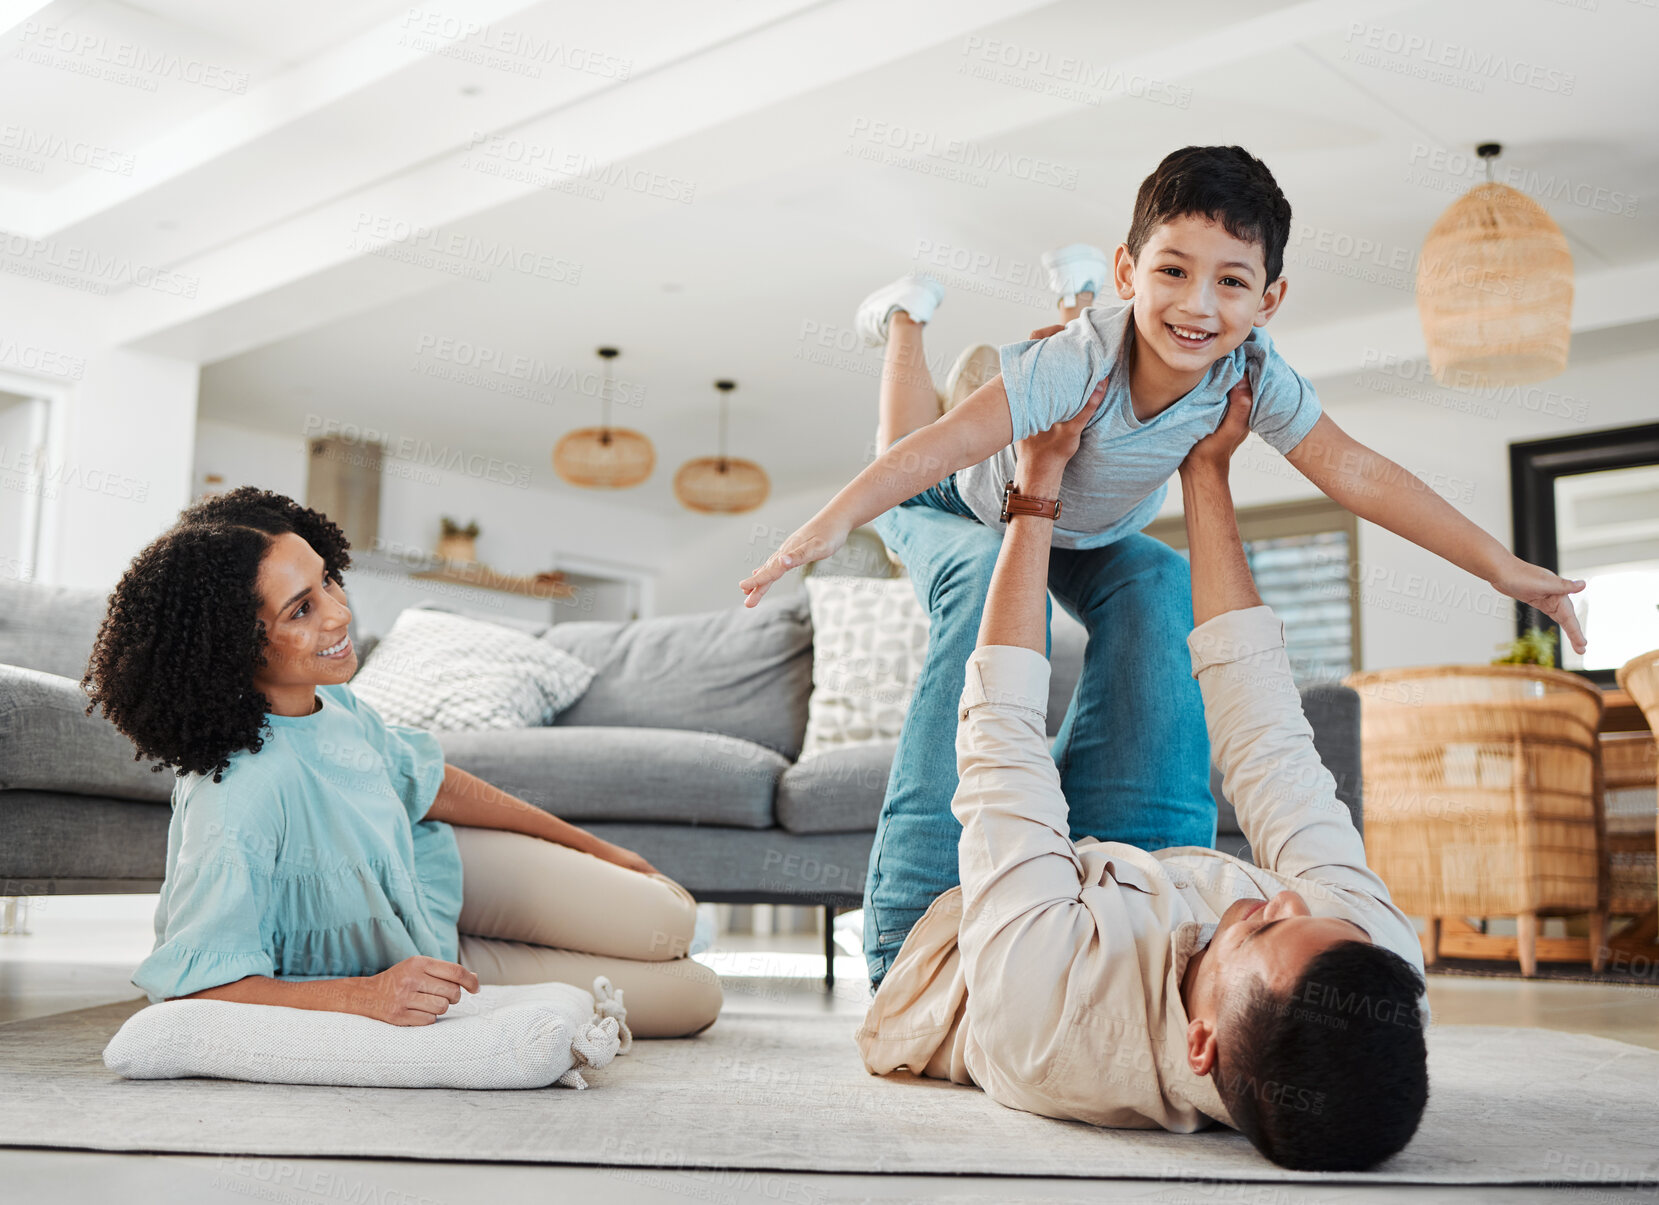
1000, 479, 1062, 523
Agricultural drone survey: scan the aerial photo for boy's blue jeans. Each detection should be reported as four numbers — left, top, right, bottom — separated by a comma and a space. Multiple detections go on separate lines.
863, 474, 1215, 984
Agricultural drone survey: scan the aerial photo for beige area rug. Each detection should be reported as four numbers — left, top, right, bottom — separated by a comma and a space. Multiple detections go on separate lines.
1, 999, 1656, 1187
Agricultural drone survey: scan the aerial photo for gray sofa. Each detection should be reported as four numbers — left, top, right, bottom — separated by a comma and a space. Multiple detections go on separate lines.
0, 577, 1361, 927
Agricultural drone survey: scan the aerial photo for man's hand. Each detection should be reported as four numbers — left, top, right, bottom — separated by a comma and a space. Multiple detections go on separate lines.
1013, 376, 1107, 490
1182, 377, 1253, 477
740, 512, 850, 607
1490, 559, 1588, 654
358, 956, 479, 1026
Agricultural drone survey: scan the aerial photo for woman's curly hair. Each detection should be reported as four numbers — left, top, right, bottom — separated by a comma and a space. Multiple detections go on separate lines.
82, 488, 352, 782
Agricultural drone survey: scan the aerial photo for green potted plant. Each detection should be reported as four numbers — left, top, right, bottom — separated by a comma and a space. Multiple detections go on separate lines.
1492, 626, 1558, 667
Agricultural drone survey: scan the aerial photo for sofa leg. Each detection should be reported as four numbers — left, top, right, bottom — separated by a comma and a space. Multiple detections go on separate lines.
823, 905, 836, 992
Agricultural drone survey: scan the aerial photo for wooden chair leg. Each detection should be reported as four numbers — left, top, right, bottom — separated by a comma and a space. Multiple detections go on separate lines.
1516, 912, 1539, 977
1589, 911, 1608, 972
1422, 916, 1442, 966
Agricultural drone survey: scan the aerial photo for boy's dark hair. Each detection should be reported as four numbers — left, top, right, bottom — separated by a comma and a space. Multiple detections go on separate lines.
1213, 941, 1429, 1171
1126, 145, 1293, 287
82, 488, 351, 783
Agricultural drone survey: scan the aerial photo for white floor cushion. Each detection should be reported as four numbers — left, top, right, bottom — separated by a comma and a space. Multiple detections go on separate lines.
103, 978, 627, 1090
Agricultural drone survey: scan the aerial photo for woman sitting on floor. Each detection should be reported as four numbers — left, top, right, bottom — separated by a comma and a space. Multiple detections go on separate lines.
83, 487, 722, 1038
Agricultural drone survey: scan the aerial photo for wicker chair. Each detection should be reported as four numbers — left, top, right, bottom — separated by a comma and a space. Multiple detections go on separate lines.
1615, 650, 1659, 951
1344, 664, 1606, 976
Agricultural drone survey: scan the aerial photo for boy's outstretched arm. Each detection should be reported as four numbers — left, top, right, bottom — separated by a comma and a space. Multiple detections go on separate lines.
739, 376, 1014, 607
1285, 414, 1587, 653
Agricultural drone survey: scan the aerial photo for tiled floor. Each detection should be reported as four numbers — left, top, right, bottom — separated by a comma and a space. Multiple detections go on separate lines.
4, 895, 1657, 1203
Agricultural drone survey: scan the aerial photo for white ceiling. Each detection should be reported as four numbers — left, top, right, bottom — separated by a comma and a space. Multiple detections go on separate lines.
4, 0, 1657, 511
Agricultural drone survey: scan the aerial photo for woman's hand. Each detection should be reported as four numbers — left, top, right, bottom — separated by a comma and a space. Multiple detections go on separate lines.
357, 955, 479, 1026
1181, 376, 1253, 477
740, 512, 850, 608
592, 839, 661, 877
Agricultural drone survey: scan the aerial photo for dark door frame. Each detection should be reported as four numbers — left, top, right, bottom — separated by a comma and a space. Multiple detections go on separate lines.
1510, 422, 1659, 685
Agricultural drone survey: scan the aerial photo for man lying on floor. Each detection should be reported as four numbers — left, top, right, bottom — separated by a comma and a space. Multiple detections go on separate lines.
855, 380, 1430, 1171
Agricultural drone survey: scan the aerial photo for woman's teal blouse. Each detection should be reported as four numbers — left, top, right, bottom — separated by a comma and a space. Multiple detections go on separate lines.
132, 684, 462, 1003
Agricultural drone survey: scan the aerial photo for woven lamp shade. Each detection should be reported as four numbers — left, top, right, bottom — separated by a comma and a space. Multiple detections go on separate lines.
1416, 181, 1574, 386
676, 379, 770, 513
674, 456, 770, 513
553, 426, 655, 489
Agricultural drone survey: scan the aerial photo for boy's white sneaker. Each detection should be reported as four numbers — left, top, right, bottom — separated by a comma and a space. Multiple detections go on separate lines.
832, 908, 865, 959
1042, 243, 1110, 307
855, 273, 945, 347
941, 342, 1001, 414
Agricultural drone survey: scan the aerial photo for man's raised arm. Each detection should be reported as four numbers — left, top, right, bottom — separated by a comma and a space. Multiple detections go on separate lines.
1178, 385, 1374, 884
1177, 387, 1263, 626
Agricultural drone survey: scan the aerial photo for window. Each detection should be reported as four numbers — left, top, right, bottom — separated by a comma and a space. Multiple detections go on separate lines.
1146, 498, 1360, 686
1512, 423, 1659, 684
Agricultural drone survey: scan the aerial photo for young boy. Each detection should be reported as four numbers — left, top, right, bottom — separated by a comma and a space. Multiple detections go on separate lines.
741, 145, 1586, 983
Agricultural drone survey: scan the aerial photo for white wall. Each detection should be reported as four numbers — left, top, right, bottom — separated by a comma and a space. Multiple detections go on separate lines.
0, 278, 201, 592
192, 420, 683, 635
654, 484, 826, 616
193, 419, 307, 501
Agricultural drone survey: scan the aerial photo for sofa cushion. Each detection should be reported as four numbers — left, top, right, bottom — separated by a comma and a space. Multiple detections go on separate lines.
545, 601, 814, 759
437, 726, 786, 829
0, 789, 169, 884
776, 741, 895, 834
410, 599, 552, 638
0, 578, 107, 679
0, 665, 172, 803
1302, 683, 1363, 825
581, 822, 873, 905
352, 608, 594, 731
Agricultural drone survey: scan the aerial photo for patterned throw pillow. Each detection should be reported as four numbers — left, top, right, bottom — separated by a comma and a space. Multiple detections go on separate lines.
350, 608, 595, 731
800, 576, 930, 760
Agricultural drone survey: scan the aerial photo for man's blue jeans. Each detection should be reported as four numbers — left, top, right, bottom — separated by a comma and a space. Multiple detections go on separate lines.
863, 476, 1215, 984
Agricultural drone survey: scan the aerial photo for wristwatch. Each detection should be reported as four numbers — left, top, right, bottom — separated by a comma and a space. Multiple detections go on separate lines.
1000, 479, 1062, 523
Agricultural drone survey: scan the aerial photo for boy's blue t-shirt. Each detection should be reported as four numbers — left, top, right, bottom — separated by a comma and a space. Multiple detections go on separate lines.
131, 684, 460, 1003
952, 299, 1322, 549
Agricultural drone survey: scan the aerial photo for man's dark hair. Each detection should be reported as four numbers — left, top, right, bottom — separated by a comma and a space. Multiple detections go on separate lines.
1126, 145, 1293, 287
1213, 941, 1429, 1170
82, 488, 352, 783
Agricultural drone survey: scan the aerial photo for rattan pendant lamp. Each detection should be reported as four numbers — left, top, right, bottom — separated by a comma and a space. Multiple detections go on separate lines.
1415, 142, 1574, 386
553, 346, 655, 488
674, 379, 770, 514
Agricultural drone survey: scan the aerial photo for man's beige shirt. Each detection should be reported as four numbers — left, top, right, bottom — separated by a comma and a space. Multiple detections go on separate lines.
855, 605, 1424, 1132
